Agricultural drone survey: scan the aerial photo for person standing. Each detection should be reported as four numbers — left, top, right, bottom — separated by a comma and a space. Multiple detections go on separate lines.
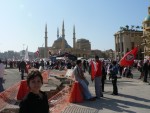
111, 61, 118, 95
83, 60, 87, 72
91, 56, 103, 98
102, 62, 106, 92
19, 60, 26, 80
118, 64, 123, 77
148, 61, 150, 78
19, 70, 49, 113
143, 60, 149, 82
0, 59, 5, 92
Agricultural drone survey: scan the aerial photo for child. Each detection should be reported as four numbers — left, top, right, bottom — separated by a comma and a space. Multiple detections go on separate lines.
19, 70, 49, 113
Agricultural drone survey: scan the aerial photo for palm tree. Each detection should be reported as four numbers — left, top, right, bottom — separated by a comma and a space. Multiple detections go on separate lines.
120, 27, 123, 31
125, 25, 129, 30
136, 26, 140, 31
131, 25, 134, 30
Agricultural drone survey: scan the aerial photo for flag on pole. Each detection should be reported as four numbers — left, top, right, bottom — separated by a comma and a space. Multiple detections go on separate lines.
58, 49, 61, 55
35, 48, 39, 56
24, 46, 29, 61
119, 47, 138, 66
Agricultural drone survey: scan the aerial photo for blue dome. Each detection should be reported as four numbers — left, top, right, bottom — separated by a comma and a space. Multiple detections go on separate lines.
144, 15, 150, 21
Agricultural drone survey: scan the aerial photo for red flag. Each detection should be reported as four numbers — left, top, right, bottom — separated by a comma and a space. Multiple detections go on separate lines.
35, 49, 39, 56
119, 47, 138, 66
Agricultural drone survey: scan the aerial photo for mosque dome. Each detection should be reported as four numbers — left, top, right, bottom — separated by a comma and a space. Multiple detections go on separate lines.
76, 38, 90, 43
52, 37, 72, 49
76, 38, 91, 50
144, 15, 150, 21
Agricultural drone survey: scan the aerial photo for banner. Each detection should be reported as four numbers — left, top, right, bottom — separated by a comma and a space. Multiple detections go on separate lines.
119, 47, 138, 66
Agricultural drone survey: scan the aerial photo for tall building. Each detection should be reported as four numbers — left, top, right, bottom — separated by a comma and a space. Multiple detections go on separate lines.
114, 26, 143, 60
141, 6, 150, 58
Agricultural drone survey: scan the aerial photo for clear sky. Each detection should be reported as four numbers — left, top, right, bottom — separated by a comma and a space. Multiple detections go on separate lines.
0, 0, 149, 52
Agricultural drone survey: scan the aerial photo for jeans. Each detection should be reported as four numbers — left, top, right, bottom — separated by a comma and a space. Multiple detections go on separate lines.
112, 76, 118, 94
94, 76, 103, 97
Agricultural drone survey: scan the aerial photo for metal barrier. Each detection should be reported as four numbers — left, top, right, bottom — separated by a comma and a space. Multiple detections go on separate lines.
49, 86, 71, 113
0, 82, 20, 111
0, 69, 69, 113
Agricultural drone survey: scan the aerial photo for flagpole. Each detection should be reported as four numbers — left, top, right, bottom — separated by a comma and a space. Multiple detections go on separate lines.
24, 46, 29, 61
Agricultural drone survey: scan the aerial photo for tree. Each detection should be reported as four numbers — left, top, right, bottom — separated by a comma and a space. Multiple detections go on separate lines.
136, 26, 140, 31
120, 27, 123, 31
125, 25, 129, 30
131, 25, 134, 30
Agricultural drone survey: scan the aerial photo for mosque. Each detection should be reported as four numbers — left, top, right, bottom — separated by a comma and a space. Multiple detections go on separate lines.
38, 21, 91, 59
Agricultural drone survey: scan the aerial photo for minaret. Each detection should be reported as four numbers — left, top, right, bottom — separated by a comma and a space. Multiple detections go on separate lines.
62, 20, 65, 39
61, 20, 65, 50
44, 24, 48, 58
57, 27, 59, 39
73, 25, 76, 49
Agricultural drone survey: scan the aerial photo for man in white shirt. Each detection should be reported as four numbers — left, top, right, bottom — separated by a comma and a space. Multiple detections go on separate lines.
0, 59, 5, 92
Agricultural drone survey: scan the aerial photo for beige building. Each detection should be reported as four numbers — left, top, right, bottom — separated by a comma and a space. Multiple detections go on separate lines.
114, 27, 143, 60
38, 21, 91, 59
141, 6, 150, 58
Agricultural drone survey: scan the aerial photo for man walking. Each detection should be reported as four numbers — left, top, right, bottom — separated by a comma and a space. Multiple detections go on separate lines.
0, 59, 5, 92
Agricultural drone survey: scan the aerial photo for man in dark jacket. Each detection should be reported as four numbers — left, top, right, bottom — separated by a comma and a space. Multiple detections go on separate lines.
111, 61, 118, 95
19, 60, 26, 80
143, 60, 149, 82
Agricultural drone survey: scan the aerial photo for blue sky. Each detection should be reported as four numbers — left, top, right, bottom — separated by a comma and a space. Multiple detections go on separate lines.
0, 0, 149, 52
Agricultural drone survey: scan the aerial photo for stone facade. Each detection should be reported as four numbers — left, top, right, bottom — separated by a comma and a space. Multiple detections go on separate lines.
142, 6, 150, 58
114, 29, 143, 60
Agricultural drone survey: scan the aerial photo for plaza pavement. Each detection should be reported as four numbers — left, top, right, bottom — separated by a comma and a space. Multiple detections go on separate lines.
62, 69, 150, 113
3, 68, 150, 113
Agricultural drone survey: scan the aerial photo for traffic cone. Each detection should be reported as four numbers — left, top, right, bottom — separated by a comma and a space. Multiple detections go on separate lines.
69, 81, 83, 103
42, 71, 48, 83
17, 80, 29, 100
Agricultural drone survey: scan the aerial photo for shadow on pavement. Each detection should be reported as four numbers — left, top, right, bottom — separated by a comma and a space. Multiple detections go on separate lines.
76, 96, 150, 113
118, 93, 150, 102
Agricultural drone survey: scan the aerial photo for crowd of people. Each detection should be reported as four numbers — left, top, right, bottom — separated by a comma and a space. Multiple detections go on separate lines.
0, 56, 150, 112
71, 56, 150, 101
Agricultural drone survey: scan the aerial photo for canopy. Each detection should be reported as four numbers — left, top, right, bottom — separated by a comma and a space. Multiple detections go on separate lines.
57, 52, 77, 61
